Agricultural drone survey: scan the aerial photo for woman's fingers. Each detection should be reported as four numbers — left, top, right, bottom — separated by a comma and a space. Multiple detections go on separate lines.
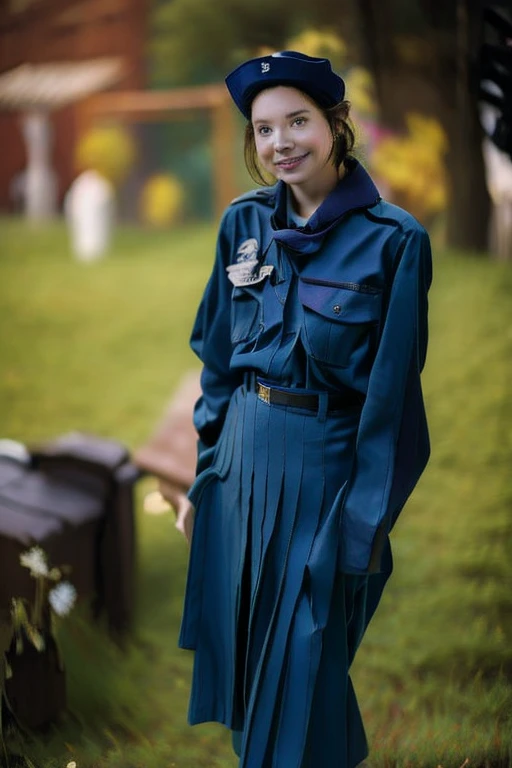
174, 493, 195, 543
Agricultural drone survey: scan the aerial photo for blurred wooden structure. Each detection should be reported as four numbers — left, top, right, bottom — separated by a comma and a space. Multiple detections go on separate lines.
0, 0, 148, 211
0, 0, 238, 219
134, 369, 201, 511
0, 58, 125, 220
79, 85, 237, 219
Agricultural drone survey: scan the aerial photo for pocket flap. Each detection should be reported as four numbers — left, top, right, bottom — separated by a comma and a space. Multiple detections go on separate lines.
298, 279, 382, 324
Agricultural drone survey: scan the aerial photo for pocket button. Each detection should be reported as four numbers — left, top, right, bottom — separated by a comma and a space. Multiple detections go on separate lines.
333, 304, 342, 315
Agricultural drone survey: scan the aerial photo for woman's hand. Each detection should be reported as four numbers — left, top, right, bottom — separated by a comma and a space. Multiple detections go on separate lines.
157, 481, 196, 544
174, 492, 195, 544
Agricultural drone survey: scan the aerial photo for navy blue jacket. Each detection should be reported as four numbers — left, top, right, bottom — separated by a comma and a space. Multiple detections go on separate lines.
190, 160, 432, 572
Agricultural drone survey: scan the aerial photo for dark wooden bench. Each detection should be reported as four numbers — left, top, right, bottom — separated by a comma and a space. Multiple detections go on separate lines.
0, 433, 139, 638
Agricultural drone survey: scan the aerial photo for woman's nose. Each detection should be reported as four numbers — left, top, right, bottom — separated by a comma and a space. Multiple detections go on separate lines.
273, 130, 293, 152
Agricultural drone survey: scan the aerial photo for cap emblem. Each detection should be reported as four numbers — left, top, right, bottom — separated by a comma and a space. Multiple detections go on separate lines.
261, 62, 270, 73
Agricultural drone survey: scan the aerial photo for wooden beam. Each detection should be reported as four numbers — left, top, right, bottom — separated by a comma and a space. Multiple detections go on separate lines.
83, 85, 230, 119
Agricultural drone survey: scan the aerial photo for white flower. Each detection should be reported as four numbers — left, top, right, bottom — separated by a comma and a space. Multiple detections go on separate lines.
20, 546, 49, 577
48, 582, 77, 617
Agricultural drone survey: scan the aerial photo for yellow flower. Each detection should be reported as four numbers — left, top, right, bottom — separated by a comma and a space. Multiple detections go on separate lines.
139, 174, 185, 228
75, 123, 136, 187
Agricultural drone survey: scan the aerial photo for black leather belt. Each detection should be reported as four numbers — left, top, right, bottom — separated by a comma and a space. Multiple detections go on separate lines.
255, 382, 363, 411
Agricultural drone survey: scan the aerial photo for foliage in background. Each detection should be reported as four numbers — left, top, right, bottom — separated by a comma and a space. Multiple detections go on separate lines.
345, 66, 379, 119
139, 173, 185, 228
1, 217, 511, 766
150, 0, 238, 87
149, 0, 364, 89
370, 112, 449, 227
285, 28, 347, 70
75, 123, 137, 188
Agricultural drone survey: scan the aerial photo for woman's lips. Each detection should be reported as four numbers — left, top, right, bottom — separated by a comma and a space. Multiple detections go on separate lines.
274, 153, 309, 171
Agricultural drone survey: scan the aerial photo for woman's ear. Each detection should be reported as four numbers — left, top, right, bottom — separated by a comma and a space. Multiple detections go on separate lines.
331, 102, 350, 136
332, 115, 344, 138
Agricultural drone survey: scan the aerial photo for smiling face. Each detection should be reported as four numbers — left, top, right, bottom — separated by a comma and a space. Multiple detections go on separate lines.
250, 86, 339, 198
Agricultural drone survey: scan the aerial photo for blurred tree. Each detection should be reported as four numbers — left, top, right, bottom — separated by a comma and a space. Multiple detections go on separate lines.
150, 0, 359, 87
354, 0, 492, 251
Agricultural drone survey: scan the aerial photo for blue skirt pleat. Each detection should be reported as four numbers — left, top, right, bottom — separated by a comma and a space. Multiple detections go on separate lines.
240, 411, 310, 767
243, 405, 287, 709
302, 574, 369, 768
179, 385, 391, 767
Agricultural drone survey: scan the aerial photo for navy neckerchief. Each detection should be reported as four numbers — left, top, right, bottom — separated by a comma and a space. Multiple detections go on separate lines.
270, 158, 381, 256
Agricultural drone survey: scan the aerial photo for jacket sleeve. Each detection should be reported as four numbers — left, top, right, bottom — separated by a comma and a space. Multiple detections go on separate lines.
338, 224, 433, 573
190, 213, 243, 473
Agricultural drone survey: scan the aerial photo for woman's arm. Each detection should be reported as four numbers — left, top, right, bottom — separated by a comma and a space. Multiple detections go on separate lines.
338, 224, 433, 573
190, 214, 243, 474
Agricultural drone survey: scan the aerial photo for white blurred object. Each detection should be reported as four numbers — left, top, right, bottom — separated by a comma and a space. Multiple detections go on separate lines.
481, 102, 512, 261
0, 439, 30, 464
64, 169, 115, 262
21, 111, 58, 221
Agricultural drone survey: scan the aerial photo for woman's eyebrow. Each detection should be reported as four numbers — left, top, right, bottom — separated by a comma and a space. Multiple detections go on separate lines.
285, 109, 311, 118
253, 109, 311, 125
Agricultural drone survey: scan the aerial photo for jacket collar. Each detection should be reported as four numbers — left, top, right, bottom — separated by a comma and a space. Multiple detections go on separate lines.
270, 158, 380, 255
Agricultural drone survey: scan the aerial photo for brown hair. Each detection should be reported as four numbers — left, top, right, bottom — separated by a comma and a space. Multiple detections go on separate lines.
243, 96, 355, 186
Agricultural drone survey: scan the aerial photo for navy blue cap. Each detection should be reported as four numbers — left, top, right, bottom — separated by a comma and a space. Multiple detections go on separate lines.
225, 51, 345, 119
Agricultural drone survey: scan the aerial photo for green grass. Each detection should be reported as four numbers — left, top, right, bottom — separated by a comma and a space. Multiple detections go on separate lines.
1, 217, 512, 767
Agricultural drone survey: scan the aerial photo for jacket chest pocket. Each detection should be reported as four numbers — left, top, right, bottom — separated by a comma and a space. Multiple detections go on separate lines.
298, 278, 382, 368
230, 284, 264, 343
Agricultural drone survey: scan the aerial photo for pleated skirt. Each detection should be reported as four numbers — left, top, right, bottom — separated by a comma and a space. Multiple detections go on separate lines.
179, 381, 391, 768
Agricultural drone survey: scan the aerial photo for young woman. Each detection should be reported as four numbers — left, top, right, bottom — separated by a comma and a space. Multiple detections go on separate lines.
178, 51, 432, 768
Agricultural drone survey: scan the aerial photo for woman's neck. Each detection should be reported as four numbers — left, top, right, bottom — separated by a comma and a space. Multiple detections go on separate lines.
288, 164, 346, 219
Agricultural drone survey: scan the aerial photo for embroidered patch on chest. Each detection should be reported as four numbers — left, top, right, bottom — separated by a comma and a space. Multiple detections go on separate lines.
226, 261, 274, 287
236, 238, 259, 262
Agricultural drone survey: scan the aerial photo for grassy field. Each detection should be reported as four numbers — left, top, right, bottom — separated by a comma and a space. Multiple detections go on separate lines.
1, 216, 512, 768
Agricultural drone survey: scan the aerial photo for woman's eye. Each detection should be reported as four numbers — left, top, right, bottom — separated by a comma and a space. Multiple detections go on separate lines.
293, 117, 306, 127
258, 126, 271, 136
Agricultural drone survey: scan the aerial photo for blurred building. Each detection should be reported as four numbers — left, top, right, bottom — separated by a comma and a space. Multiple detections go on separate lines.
0, 0, 148, 212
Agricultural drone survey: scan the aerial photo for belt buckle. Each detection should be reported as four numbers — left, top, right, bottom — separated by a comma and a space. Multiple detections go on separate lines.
257, 383, 271, 404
